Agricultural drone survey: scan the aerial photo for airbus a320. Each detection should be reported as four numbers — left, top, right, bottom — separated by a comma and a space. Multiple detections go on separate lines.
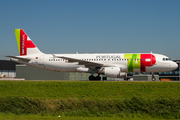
6, 29, 178, 81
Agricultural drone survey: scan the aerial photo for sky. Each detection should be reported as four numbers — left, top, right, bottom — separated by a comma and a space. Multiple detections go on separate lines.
0, 0, 180, 60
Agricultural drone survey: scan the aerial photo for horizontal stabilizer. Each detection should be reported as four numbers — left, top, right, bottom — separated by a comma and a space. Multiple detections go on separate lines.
5, 56, 30, 61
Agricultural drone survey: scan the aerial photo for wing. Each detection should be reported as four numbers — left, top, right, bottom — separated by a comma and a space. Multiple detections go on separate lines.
52, 54, 111, 68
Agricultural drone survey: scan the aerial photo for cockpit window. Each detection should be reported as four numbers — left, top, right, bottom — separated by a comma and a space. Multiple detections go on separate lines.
163, 58, 171, 61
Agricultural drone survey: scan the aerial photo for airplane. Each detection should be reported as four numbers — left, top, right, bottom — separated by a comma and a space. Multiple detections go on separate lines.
6, 29, 178, 81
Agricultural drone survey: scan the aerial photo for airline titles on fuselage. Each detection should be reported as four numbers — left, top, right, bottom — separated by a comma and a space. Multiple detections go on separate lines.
96, 55, 121, 59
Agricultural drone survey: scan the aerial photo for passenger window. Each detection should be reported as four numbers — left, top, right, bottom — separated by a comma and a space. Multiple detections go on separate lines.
145, 59, 151, 62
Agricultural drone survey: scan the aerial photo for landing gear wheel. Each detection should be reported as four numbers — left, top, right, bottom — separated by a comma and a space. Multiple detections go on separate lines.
89, 75, 101, 81
89, 75, 95, 81
152, 77, 156, 81
95, 76, 101, 81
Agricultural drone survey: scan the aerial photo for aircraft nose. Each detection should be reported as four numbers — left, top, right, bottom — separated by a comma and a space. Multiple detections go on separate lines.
170, 62, 178, 70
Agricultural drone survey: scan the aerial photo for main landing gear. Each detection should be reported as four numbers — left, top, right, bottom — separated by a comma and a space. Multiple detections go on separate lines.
89, 74, 101, 81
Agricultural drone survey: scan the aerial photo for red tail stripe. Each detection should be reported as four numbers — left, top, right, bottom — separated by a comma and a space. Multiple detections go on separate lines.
20, 29, 36, 55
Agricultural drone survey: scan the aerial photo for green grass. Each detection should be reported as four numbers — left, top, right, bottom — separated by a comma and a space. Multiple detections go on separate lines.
0, 96, 180, 118
0, 81, 180, 119
0, 81, 180, 100
0, 113, 168, 120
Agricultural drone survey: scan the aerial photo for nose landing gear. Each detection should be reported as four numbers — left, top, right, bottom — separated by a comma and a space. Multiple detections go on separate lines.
151, 72, 156, 81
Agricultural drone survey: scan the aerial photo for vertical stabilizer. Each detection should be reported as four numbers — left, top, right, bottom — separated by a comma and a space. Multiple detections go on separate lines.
14, 29, 43, 56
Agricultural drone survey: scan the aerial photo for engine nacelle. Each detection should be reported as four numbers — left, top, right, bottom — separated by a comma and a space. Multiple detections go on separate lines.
104, 67, 127, 78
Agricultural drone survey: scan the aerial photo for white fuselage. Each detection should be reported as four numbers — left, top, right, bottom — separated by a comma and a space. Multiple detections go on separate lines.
16, 53, 177, 74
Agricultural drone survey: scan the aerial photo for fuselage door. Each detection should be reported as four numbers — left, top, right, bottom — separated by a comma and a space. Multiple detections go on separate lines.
39, 55, 44, 66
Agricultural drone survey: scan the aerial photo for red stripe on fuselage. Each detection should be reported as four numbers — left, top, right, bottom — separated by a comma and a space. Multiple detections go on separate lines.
140, 54, 156, 72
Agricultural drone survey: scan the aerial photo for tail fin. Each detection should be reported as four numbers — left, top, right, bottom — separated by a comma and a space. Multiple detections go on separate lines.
14, 29, 43, 56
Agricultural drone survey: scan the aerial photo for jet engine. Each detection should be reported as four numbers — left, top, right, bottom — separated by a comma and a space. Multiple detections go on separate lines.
104, 67, 127, 78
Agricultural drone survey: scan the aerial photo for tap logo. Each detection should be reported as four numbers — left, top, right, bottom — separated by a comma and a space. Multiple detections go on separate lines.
124, 54, 156, 72
19, 29, 36, 56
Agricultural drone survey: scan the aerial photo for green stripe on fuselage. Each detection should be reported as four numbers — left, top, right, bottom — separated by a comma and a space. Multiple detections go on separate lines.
124, 54, 140, 72
14, 29, 20, 55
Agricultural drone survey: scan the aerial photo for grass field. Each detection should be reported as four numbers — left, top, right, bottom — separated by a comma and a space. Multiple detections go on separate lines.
0, 81, 179, 119
0, 113, 163, 120
0, 81, 179, 100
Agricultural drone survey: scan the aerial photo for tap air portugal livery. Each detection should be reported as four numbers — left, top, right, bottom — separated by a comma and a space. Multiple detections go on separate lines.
6, 29, 178, 80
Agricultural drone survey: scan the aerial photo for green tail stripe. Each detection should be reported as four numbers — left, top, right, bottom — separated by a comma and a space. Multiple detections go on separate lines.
14, 29, 20, 54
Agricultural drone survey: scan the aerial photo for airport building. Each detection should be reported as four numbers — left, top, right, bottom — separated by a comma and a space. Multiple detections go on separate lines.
0, 60, 180, 81
0, 60, 17, 78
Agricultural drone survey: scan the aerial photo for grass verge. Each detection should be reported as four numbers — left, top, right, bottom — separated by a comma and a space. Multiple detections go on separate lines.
0, 81, 179, 119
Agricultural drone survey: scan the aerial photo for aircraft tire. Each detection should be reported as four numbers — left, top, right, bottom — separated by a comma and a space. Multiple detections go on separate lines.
89, 75, 95, 81
95, 76, 101, 81
152, 78, 156, 81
